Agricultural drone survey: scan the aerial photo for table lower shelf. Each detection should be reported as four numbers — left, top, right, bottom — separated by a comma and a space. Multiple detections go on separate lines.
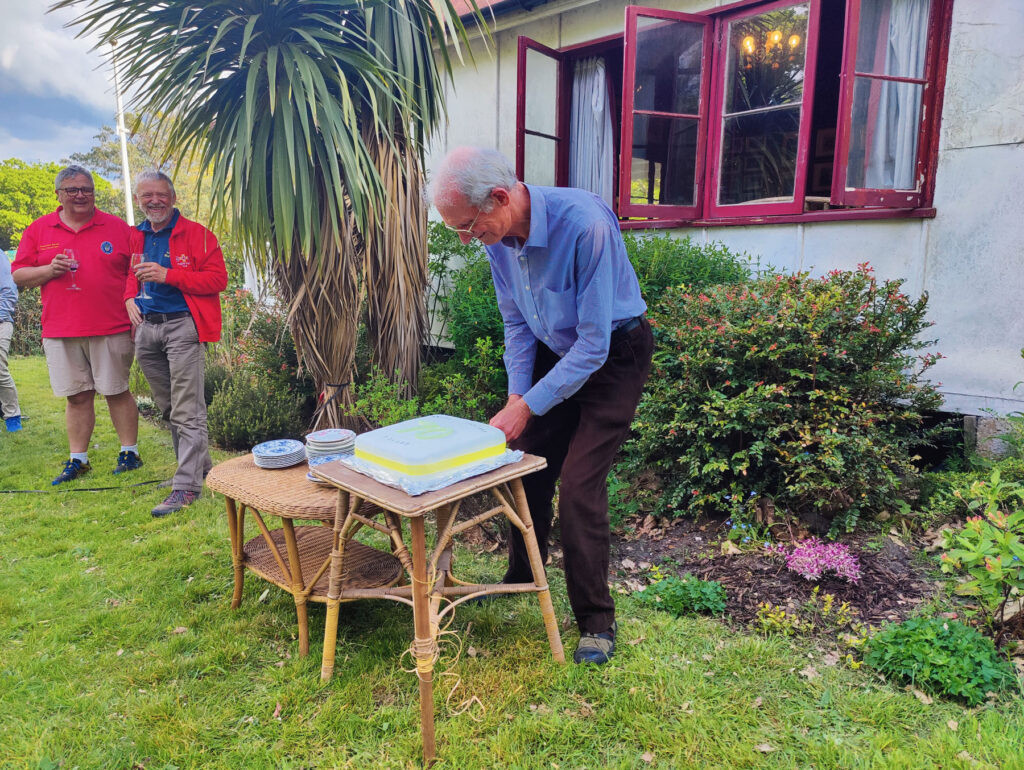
243, 526, 403, 601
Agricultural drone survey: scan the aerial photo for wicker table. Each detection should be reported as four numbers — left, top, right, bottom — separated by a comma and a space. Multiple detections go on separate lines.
312, 454, 565, 765
205, 455, 403, 657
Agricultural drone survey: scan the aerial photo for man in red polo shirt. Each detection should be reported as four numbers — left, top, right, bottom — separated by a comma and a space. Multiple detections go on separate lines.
12, 165, 143, 484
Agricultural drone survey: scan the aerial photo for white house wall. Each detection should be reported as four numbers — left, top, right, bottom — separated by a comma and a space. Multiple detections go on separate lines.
427, 0, 1024, 415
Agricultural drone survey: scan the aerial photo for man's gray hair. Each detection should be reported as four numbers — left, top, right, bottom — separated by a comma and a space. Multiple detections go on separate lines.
55, 165, 94, 190
427, 146, 518, 211
134, 169, 176, 196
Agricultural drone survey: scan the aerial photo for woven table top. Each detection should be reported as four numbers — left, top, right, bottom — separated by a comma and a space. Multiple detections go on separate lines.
206, 455, 338, 520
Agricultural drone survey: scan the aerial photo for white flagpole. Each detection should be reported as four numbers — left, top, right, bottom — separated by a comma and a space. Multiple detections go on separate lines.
111, 40, 134, 226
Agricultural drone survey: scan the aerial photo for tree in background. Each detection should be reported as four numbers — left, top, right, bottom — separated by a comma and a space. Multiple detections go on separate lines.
0, 159, 116, 250
57, 0, 480, 428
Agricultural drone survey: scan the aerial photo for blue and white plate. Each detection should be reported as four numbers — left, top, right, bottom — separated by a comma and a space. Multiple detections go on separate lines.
306, 429, 355, 444
308, 453, 346, 468
253, 439, 305, 458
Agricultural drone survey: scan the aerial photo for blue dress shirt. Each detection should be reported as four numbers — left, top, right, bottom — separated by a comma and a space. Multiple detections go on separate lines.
485, 184, 646, 416
135, 209, 189, 315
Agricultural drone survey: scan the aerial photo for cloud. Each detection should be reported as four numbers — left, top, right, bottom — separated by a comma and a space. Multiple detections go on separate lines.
0, 5, 116, 115
0, 119, 103, 166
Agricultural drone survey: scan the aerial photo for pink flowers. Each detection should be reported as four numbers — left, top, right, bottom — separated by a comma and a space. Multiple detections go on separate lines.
770, 538, 861, 584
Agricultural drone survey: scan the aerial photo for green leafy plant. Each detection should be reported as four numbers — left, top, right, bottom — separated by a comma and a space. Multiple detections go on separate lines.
624, 264, 943, 531
634, 574, 727, 616
420, 337, 506, 422
207, 370, 306, 450
940, 468, 1024, 643
755, 602, 803, 636
864, 617, 1015, 705
10, 286, 41, 357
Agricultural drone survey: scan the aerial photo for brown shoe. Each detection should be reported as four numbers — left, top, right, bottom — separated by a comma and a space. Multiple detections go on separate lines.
151, 490, 199, 518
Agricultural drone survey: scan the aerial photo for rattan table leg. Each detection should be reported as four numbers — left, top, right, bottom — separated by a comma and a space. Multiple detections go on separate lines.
321, 490, 351, 681
510, 478, 565, 663
226, 497, 244, 609
410, 516, 437, 765
281, 518, 309, 657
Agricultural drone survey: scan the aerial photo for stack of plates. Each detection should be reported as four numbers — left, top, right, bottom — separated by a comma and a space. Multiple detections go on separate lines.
306, 453, 347, 484
252, 439, 306, 469
305, 428, 355, 459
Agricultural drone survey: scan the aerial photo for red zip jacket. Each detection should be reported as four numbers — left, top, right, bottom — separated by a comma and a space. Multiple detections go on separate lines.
125, 214, 228, 343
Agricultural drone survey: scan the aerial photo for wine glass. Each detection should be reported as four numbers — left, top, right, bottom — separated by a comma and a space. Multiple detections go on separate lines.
130, 253, 152, 300
65, 249, 80, 291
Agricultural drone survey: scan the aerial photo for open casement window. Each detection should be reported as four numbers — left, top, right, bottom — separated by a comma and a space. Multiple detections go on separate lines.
619, 8, 712, 220
516, 37, 569, 186
832, 0, 938, 207
707, 0, 822, 218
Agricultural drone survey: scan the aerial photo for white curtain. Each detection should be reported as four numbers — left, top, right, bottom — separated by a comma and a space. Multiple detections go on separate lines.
569, 57, 614, 206
865, 0, 929, 189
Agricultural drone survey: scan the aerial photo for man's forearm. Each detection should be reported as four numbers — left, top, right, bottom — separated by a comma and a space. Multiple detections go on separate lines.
12, 265, 57, 289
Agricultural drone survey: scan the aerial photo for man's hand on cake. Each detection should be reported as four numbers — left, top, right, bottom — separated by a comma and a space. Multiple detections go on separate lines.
490, 395, 531, 441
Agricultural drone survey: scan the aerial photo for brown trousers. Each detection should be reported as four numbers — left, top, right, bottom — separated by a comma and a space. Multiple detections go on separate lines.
507, 319, 653, 634
135, 316, 212, 492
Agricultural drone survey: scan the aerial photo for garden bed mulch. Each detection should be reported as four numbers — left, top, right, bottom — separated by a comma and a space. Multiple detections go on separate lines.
607, 515, 942, 631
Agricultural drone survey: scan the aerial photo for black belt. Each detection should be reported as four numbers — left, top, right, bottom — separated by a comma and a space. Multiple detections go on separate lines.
143, 311, 191, 324
610, 315, 644, 344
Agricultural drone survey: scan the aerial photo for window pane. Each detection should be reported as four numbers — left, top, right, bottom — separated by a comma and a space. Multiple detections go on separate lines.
525, 49, 559, 135
855, 0, 930, 79
718, 106, 801, 205
628, 115, 699, 206
845, 76, 923, 189
523, 134, 557, 186
634, 17, 704, 115
724, 5, 809, 114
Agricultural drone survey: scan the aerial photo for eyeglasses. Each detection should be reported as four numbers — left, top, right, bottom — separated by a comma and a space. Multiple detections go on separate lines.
443, 208, 483, 236
59, 187, 95, 197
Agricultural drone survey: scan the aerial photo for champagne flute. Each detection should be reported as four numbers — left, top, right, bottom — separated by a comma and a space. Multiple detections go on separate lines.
65, 248, 81, 291
130, 253, 152, 299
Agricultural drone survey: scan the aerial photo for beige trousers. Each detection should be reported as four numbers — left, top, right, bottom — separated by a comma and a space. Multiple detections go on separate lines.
0, 321, 21, 419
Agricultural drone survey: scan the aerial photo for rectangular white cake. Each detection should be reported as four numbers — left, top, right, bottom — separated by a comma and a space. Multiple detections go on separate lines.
354, 415, 507, 476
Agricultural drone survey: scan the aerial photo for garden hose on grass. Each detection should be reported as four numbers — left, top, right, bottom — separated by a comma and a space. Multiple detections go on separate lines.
0, 479, 163, 494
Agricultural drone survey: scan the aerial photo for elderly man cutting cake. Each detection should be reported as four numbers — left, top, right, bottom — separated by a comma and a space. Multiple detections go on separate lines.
428, 147, 653, 665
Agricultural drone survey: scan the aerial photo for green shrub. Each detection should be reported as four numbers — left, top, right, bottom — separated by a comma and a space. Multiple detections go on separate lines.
341, 366, 420, 430
11, 286, 41, 356
419, 337, 506, 422
634, 574, 727, 616
207, 370, 306, 450
864, 617, 1015, 705
622, 232, 754, 306
940, 468, 1024, 636
624, 265, 943, 531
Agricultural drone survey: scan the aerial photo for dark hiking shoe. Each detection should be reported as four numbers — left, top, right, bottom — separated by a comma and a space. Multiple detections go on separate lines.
573, 621, 617, 665
151, 490, 199, 518
113, 451, 144, 474
52, 458, 91, 485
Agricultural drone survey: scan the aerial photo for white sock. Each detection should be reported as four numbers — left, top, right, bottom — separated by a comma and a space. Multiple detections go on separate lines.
121, 445, 139, 456
70, 452, 89, 464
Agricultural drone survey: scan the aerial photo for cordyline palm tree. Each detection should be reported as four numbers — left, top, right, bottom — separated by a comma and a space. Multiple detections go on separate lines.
55, 0, 480, 427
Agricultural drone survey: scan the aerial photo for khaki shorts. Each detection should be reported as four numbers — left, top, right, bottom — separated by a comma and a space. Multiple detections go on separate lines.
43, 332, 135, 397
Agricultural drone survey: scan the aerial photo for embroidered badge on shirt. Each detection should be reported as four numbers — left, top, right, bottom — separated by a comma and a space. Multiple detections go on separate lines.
101, 241, 113, 254
173, 254, 192, 268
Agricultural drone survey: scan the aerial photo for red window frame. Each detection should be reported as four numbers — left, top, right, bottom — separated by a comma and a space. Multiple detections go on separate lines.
515, 37, 569, 186
512, 0, 952, 226
831, 0, 947, 208
618, 7, 713, 220
705, 0, 822, 218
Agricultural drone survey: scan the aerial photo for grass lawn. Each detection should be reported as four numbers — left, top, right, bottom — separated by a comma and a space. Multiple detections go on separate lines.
2, 355, 1022, 769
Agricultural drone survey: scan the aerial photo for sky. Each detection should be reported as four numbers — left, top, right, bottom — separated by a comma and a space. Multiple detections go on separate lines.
0, 2, 119, 165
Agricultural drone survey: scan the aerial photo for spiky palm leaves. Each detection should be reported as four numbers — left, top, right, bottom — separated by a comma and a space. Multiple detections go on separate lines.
55, 0, 476, 427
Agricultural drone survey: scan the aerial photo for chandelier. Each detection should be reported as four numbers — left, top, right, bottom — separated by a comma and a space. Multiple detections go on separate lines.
739, 28, 802, 69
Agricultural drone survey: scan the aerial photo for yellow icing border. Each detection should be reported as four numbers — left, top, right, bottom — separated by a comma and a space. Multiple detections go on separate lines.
355, 442, 505, 476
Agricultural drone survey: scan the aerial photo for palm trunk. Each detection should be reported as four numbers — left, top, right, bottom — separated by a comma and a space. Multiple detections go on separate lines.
363, 130, 429, 397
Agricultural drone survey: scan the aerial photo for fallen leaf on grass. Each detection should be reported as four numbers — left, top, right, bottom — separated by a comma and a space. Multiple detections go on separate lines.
947, 720, 958, 731
755, 743, 776, 753
799, 665, 819, 680
681, 701, 694, 714
752, 697, 763, 708
721, 541, 742, 555
467, 646, 477, 658
258, 588, 270, 603
272, 702, 282, 720
628, 636, 645, 646
911, 688, 933, 705
621, 558, 636, 570
640, 752, 654, 763
172, 626, 188, 635
116, 649, 124, 657
822, 651, 841, 666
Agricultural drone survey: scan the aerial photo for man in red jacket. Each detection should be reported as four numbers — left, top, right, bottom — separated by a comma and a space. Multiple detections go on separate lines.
125, 170, 228, 517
